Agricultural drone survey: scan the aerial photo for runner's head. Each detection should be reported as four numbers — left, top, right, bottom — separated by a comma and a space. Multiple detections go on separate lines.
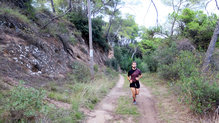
132, 61, 137, 70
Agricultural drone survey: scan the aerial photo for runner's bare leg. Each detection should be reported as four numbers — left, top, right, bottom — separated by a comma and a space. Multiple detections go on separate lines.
131, 87, 136, 101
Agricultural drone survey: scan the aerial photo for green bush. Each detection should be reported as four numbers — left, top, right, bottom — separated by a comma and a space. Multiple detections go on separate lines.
67, 12, 109, 51
158, 64, 179, 80
70, 61, 91, 83
94, 64, 99, 72
134, 58, 149, 73
159, 50, 219, 114
113, 45, 134, 71
154, 42, 179, 80
154, 42, 178, 66
6, 82, 48, 122
158, 51, 199, 80
104, 67, 117, 78
0, 7, 30, 24
178, 71, 219, 114
105, 58, 119, 71
142, 54, 158, 72
178, 8, 218, 50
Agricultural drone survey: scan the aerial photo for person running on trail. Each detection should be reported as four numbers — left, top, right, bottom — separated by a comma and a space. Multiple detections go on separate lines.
127, 61, 142, 104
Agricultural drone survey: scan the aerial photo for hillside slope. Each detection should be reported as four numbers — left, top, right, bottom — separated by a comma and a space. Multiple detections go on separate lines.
0, 4, 109, 86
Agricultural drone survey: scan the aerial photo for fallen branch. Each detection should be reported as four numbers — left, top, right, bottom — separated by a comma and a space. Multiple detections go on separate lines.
41, 7, 72, 29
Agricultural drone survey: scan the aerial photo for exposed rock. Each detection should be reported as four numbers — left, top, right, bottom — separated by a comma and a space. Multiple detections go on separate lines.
0, 8, 108, 86
176, 38, 196, 52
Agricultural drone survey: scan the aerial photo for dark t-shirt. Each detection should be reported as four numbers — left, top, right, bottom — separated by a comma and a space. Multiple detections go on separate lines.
128, 68, 142, 82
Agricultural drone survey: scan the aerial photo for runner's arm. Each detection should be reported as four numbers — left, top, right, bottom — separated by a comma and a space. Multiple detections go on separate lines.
127, 76, 132, 83
136, 74, 142, 80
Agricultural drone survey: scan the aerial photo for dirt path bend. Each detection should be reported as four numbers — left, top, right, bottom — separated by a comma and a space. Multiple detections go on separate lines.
84, 75, 158, 123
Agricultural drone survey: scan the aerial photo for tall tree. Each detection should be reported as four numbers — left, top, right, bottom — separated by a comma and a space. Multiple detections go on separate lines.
87, 0, 94, 78
105, 0, 122, 42
68, 0, 72, 12
50, 0, 56, 13
202, 0, 219, 72
162, 0, 205, 36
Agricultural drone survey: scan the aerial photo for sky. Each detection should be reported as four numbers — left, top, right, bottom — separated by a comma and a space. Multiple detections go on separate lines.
120, 0, 219, 28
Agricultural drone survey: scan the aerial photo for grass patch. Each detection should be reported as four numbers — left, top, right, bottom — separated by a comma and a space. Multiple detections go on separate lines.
116, 96, 139, 115
141, 73, 198, 123
44, 67, 119, 122
48, 91, 71, 103
0, 6, 30, 24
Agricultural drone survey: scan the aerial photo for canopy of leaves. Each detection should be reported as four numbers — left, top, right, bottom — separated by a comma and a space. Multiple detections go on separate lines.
177, 8, 218, 49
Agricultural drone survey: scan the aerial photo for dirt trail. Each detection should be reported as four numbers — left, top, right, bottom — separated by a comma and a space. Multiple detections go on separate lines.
84, 75, 158, 123
137, 83, 158, 123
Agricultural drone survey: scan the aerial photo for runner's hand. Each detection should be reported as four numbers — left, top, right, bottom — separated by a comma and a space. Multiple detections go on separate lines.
136, 77, 139, 80
129, 80, 132, 83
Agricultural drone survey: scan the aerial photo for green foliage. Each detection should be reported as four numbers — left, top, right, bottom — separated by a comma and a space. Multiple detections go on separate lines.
113, 46, 133, 71
156, 45, 219, 113
178, 70, 219, 114
48, 92, 71, 103
94, 64, 99, 72
105, 58, 119, 71
142, 55, 158, 72
153, 41, 178, 79
67, 12, 110, 51
69, 61, 91, 83
118, 14, 139, 42
0, 6, 30, 24
178, 8, 218, 50
104, 67, 118, 78
6, 82, 48, 122
48, 108, 83, 123
116, 96, 139, 115
134, 58, 149, 73
58, 22, 68, 33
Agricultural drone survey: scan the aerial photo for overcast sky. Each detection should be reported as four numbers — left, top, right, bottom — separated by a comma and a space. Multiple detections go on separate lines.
120, 0, 219, 28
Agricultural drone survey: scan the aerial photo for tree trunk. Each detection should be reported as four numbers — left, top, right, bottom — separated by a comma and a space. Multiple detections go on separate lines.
68, 0, 72, 12
202, 19, 219, 72
131, 46, 138, 60
170, 0, 183, 36
106, 16, 113, 42
87, 0, 94, 78
50, 0, 56, 13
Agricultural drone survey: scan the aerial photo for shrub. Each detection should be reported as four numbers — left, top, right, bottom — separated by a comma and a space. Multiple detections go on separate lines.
67, 12, 110, 51
70, 61, 91, 83
160, 50, 219, 114
0, 7, 30, 24
104, 67, 117, 78
105, 58, 119, 71
134, 58, 149, 73
142, 55, 157, 72
178, 71, 219, 114
94, 64, 98, 72
6, 82, 48, 122
154, 42, 178, 66
154, 42, 179, 80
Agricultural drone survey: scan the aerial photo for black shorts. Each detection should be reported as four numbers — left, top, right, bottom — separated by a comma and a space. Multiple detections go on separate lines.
130, 81, 140, 88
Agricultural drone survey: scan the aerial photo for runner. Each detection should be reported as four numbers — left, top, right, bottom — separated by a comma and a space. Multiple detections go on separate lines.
127, 61, 142, 104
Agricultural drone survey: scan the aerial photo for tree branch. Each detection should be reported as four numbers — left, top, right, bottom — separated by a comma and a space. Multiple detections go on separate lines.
41, 7, 73, 29
205, 0, 213, 15
172, 0, 175, 12
215, 0, 219, 10
150, 0, 159, 27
